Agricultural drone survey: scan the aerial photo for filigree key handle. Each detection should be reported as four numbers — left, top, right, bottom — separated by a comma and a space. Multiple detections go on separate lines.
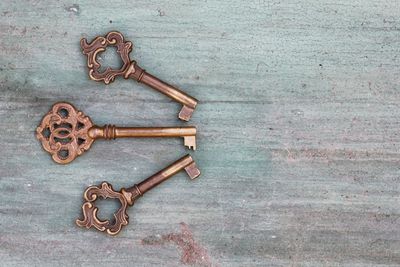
81, 31, 198, 121
36, 102, 197, 164
76, 154, 200, 235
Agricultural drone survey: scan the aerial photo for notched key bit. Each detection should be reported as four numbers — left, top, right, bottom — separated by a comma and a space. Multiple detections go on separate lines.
81, 31, 198, 121
36, 102, 197, 164
76, 154, 200, 235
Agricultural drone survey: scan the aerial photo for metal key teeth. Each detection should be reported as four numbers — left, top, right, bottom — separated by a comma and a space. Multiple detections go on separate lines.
184, 136, 196, 150
184, 162, 201, 179
179, 105, 196, 122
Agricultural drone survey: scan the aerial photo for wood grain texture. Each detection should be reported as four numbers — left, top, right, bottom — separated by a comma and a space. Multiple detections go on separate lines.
1, 0, 400, 266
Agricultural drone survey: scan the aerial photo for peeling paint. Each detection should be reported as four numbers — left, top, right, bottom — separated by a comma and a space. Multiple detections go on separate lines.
65, 4, 80, 15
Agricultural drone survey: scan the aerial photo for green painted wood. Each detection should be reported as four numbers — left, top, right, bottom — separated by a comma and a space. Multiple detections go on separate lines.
1, 0, 400, 266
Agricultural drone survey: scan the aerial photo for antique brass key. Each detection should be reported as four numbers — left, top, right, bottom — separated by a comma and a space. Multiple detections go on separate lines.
81, 31, 198, 121
36, 102, 197, 164
76, 154, 200, 235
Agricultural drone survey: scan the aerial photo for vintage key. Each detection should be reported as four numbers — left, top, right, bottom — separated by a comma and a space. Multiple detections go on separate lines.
36, 102, 197, 164
76, 154, 200, 235
81, 31, 198, 121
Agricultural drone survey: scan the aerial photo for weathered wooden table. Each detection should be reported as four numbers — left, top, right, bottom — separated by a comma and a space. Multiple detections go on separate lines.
1, 1, 399, 266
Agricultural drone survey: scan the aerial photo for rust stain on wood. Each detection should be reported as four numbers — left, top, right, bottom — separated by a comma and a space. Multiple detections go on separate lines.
142, 223, 214, 267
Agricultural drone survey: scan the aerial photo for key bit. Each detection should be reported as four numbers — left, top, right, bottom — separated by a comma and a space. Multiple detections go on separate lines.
36, 102, 197, 164
81, 31, 198, 121
76, 154, 200, 235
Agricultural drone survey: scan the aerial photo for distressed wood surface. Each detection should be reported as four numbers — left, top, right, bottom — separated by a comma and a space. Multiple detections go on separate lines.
1, 0, 400, 266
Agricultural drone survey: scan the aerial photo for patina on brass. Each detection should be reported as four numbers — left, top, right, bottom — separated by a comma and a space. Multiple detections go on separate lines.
36, 102, 197, 164
81, 31, 198, 121
76, 154, 200, 235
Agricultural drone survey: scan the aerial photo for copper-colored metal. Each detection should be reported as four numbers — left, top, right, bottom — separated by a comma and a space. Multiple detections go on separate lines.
76, 154, 200, 235
81, 31, 198, 121
36, 102, 197, 164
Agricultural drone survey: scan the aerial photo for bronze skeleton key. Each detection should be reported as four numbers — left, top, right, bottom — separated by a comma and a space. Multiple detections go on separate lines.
76, 154, 200, 235
36, 102, 196, 164
81, 31, 198, 121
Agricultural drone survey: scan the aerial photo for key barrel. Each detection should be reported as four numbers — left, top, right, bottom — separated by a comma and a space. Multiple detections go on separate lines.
76, 154, 200, 235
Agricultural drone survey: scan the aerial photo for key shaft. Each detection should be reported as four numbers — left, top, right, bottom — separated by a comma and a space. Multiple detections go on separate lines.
89, 125, 196, 139
89, 125, 197, 150
127, 63, 197, 121
76, 154, 200, 235
127, 154, 200, 198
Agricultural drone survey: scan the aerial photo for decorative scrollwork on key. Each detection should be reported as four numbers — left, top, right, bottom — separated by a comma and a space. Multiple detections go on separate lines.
35, 102, 94, 164
76, 182, 132, 236
81, 31, 135, 84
